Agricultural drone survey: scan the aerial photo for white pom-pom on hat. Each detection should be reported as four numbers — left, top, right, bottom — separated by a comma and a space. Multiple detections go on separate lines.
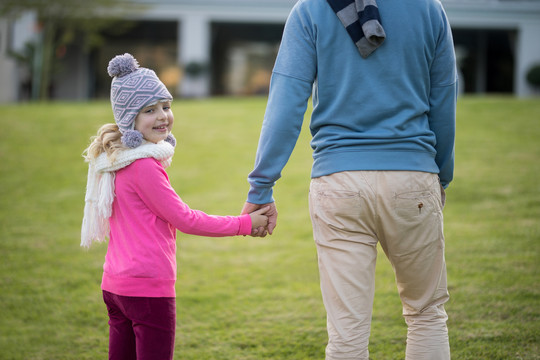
165, 133, 176, 147
121, 129, 144, 148
107, 53, 139, 78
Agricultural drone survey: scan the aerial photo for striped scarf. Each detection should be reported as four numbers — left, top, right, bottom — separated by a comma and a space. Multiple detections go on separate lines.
326, 0, 386, 58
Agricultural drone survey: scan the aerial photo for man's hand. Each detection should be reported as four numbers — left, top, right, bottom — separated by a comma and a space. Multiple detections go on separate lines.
241, 201, 278, 237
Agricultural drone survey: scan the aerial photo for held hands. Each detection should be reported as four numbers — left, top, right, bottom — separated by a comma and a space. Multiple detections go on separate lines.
242, 202, 278, 237
249, 206, 270, 231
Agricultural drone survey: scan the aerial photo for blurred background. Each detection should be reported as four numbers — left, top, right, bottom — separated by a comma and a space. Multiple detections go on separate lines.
0, 3, 539, 358
1, 0, 540, 102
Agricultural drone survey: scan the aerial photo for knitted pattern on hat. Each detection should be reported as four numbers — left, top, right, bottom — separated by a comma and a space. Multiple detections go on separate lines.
108, 53, 173, 133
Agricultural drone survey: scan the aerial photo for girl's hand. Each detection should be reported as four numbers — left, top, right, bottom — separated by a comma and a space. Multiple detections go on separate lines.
249, 206, 270, 231
242, 202, 278, 237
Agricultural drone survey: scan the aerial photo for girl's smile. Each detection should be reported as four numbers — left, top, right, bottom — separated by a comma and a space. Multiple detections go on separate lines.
153, 125, 168, 131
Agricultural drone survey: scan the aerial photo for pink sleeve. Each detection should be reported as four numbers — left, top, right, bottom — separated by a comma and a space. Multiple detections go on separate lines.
130, 158, 252, 236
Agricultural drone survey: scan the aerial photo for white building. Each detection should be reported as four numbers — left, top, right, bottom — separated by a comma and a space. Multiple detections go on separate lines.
1, 0, 539, 102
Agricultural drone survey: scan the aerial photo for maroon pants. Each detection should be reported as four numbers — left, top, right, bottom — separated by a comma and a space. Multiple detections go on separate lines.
102, 290, 176, 360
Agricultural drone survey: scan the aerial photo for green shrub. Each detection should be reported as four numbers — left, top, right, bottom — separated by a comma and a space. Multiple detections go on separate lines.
526, 63, 540, 87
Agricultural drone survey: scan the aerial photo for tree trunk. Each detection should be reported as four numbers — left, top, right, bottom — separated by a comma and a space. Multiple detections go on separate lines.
39, 20, 55, 100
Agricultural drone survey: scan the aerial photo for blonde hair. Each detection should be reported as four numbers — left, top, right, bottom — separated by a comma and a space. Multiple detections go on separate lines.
83, 123, 126, 163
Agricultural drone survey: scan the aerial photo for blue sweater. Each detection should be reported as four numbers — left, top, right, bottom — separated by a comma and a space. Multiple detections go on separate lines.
247, 0, 457, 204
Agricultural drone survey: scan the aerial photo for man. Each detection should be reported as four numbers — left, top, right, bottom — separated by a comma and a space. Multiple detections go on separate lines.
242, 0, 457, 358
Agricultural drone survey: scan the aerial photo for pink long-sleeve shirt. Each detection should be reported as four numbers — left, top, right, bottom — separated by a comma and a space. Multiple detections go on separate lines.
101, 157, 252, 298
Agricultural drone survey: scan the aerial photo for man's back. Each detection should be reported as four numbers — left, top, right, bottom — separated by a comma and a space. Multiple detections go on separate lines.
247, 0, 456, 203
271, 0, 456, 183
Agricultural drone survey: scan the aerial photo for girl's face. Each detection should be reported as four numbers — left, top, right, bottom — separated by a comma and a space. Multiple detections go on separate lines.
134, 100, 174, 144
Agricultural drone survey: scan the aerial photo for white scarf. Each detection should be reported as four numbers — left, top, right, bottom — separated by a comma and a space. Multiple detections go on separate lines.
81, 141, 175, 248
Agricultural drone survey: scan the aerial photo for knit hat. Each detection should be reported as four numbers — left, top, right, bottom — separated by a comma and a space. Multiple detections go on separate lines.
108, 53, 175, 148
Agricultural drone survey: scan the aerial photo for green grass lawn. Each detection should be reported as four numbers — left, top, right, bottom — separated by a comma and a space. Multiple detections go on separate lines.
0, 96, 538, 359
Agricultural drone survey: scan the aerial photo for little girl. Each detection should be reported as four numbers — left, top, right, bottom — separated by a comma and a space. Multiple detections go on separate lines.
81, 53, 268, 360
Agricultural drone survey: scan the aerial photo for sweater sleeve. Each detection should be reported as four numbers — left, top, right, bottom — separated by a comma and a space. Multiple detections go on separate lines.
428, 5, 458, 189
247, 4, 316, 204
132, 158, 252, 236
247, 74, 313, 204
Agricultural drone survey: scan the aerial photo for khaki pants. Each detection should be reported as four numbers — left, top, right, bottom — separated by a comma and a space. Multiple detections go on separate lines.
309, 171, 450, 360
